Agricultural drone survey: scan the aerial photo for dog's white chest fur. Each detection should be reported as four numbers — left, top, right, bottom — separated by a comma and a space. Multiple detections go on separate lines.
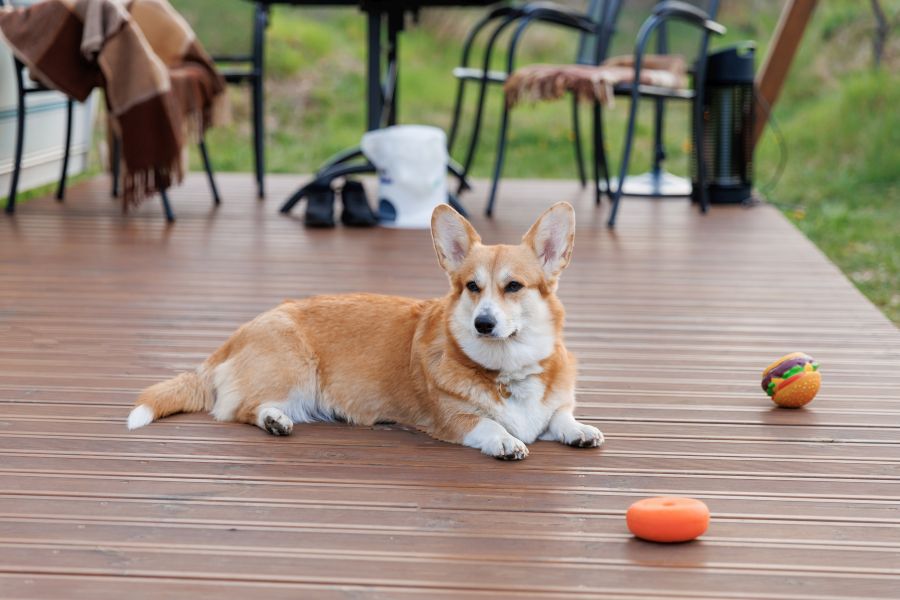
491, 369, 555, 444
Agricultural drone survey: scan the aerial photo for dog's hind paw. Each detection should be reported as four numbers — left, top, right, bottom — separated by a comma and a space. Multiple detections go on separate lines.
258, 406, 294, 436
265, 415, 293, 436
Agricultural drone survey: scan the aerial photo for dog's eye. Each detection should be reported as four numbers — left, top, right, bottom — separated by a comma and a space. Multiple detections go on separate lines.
504, 281, 524, 293
466, 281, 480, 293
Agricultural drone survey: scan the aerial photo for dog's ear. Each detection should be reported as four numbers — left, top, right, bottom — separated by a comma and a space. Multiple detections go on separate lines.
523, 202, 575, 279
431, 204, 481, 273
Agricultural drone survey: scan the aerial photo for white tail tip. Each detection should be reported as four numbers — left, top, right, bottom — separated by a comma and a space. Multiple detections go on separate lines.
127, 404, 154, 430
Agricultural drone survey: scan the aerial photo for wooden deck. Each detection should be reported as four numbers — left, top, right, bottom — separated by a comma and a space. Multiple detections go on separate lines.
1, 174, 899, 599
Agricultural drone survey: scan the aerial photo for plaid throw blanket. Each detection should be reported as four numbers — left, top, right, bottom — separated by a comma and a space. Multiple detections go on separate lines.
505, 55, 688, 108
0, 0, 226, 207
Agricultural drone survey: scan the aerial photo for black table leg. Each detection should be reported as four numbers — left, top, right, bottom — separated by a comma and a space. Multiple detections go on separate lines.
367, 9, 383, 131
279, 6, 468, 215
384, 10, 403, 127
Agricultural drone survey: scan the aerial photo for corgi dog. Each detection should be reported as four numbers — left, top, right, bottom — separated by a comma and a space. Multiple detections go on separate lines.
127, 202, 603, 459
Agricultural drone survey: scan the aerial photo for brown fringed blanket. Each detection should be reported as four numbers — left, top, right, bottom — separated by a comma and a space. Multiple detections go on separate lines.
504, 54, 688, 108
0, 0, 226, 207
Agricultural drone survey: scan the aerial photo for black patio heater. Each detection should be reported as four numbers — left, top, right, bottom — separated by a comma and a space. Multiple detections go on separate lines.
693, 42, 756, 204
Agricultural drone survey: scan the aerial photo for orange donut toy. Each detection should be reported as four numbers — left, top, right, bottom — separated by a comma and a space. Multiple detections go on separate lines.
626, 497, 710, 543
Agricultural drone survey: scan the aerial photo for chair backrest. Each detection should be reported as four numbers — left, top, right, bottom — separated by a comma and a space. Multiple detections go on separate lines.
602, 0, 720, 65
168, 0, 259, 61
657, 0, 720, 62
575, 0, 624, 66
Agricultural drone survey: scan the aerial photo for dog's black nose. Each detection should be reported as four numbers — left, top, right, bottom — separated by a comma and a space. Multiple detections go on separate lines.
474, 314, 496, 335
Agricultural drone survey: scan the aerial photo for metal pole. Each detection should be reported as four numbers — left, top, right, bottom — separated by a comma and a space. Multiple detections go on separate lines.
366, 9, 382, 131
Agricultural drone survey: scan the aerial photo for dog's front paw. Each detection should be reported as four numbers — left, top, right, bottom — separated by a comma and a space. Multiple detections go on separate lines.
561, 422, 604, 448
462, 418, 529, 460
485, 434, 530, 460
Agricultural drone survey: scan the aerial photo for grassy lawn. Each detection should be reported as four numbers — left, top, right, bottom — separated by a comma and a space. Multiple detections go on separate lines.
749, 2, 900, 324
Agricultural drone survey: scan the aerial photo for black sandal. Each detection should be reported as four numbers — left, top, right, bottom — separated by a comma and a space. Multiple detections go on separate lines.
304, 182, 336, 228
340, 180, 379, 227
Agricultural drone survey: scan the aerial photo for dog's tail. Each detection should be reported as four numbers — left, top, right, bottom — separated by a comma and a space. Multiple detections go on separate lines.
127, 369, 215, 430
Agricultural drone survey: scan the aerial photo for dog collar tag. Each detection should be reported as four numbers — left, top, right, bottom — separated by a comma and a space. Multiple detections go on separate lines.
497, 382, 512, 399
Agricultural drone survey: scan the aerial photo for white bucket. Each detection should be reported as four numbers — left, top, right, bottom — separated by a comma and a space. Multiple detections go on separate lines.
360, 125, 448, 228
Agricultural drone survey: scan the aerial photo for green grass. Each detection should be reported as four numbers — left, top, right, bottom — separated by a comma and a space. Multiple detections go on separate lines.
756, 71, 899, 322
751, 1, 900, 324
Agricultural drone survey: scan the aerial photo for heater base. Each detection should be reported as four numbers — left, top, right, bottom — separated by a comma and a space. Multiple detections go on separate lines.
692, 184, 753, 205
604, 170, 693, 198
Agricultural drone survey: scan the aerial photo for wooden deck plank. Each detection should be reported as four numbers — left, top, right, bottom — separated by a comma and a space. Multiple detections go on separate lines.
3, 545, 900, 599
2, 522, 899, 578
1, 173, 898, 598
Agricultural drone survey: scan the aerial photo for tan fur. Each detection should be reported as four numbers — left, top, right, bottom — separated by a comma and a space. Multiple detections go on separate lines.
137, 371, 215, 421
130, 202, 602, 458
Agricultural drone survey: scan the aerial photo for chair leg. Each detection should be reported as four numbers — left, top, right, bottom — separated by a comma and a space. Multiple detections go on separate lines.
252, 76, 265, 199
592, 101, 601, 206
693, 90, 709, 214
571, 94, 586, 189
457, 80, 494, 194
198, 138, 221, 205
485, 103, 511, 217
160, 189, 175, 223
251, 2, 268, 199
111, 136, 121, 198
6, 90, 26, 215
447, 78, 467, 155
593, 101, 611, 206
56, 99, 74, 202
608, 95, 641, 228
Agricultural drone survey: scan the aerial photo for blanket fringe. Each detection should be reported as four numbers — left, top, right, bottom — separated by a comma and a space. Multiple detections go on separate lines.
122, 158, 184, 210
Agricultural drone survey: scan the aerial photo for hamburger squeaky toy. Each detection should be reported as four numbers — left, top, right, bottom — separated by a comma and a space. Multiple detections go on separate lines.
626, 497, 710, 543
762, 352, 821, 408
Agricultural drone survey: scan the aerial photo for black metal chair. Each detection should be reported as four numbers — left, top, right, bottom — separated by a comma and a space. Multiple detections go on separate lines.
604, 0, 724, 227
113, 0, 267, 222
163, 0, 269, 199
450, 0, 622, 202
156, 1, 270, 220
3, 0, 75, 214
3, 0, 223, 223
211, 1, 269, 199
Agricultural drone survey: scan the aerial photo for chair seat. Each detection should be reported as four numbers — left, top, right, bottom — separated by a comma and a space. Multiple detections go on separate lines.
452, 66, 507, 84
218, 67, 258, 83
22, 83, 56, 95
613, 82, 694, 100
17, 63, 57, 95
504, 55, 689, 107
